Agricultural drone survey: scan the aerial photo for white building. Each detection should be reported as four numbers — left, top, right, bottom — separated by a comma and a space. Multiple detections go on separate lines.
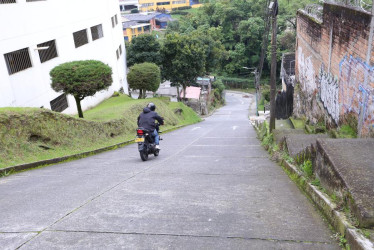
119, 0, 140, 13
0, 0, 128, 114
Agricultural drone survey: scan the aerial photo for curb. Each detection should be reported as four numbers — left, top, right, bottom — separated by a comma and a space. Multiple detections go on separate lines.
0, 125, 187, 177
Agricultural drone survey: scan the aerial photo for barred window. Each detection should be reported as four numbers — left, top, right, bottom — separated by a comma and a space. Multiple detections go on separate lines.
111, 16, 115, 28
37, 40, 58, 63
172, 0, 186, 3
50, 94, 68, 112
91, 24, 104, 41
73, 29, 88, 48
142, 3, 154, 6
0, 0, 16, 4
4, 48, 32, 75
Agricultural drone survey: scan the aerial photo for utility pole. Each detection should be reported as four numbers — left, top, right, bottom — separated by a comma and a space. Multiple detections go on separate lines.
269, 0, 278, 132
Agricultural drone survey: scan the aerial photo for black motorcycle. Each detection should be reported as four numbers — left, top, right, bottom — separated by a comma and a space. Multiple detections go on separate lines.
135, 126, 161, 161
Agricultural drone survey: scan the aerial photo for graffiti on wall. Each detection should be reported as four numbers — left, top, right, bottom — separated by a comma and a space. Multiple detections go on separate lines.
339, 55, 374, 129
297, 47, 317, 95
319, 66, 340, 123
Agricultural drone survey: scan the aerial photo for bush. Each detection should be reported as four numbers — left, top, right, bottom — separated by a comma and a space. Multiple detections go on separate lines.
170, 10, 189, 15
112, 91, 120, 97
212, 79, 225, 95
172, 6, 191, 10
262, 89, 270, 102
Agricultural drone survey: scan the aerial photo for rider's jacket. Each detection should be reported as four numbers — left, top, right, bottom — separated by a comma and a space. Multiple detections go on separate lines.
137, 107, 164, 132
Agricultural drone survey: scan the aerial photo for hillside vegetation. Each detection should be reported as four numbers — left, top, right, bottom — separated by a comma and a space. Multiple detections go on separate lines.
0, 95, 201, 169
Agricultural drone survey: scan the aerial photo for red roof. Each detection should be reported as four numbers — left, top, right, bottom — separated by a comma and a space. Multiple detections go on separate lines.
180, 86, 201, 99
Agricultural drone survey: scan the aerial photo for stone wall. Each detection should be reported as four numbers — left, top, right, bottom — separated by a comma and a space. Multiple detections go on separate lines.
295, 3, 374, 137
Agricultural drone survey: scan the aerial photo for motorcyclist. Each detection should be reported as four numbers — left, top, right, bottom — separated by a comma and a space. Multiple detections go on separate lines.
137, 103, 164, 149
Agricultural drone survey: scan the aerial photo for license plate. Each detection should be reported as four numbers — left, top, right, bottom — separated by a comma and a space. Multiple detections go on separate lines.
135, 138, 144, 142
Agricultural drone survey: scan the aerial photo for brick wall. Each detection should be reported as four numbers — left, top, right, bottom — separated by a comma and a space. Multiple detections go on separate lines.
295, 3, 374, 137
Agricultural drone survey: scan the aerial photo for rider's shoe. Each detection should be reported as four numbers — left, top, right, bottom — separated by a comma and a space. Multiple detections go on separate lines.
155, 145, 160, 149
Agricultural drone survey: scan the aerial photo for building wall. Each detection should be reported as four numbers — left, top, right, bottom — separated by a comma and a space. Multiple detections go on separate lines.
0, 0, 128, 114
295, 3, 374, 137
139, 0, 189, 12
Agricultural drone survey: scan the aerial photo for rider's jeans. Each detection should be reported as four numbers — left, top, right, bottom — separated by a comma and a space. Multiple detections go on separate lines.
152, 129, 159, 145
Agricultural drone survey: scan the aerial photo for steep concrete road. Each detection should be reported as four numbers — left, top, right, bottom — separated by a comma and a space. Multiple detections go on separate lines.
0, 92, 339, 249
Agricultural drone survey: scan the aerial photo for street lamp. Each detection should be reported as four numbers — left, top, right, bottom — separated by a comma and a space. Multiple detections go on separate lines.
243, 67, 259, 116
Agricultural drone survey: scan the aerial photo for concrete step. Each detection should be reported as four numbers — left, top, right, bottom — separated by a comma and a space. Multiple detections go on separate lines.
285, 134, 329, 162
315, 139, 374, 228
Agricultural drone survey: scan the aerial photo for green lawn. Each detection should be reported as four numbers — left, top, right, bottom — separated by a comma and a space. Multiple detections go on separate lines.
0, 96, 201, 169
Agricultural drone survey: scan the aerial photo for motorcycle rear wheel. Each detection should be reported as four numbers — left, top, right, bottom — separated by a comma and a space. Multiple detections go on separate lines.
154, 149, 159, 157
140, 150, 148, 161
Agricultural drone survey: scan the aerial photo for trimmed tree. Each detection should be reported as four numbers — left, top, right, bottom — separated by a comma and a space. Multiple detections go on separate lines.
50, 60, 113, 118
127, 62, 161, 99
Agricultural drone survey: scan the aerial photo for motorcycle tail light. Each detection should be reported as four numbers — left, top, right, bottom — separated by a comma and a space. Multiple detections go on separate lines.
137, 129, 144, 135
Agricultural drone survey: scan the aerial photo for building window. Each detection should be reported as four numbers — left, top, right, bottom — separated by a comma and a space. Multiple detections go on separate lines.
4, 48, 32, 75
111, 15, 118, 28
26, 0, 46, 2
124, 36, 129, 41
116, 49, 119, 60
91, 24, 104, 41
119, 45, 122, 55
172, 0, 186, 3
0, 0, 16, 4
142, 3, 154, 7
137, 27, 142, 32
73, 29, 88, 48
50, 94, 68, 112
157, 1, 170, 5
37, 40, 58, 63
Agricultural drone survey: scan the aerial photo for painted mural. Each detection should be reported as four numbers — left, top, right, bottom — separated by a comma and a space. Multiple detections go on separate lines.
339, 55, 374, 131
319, 67, 340, 123
297, 47, 317, 95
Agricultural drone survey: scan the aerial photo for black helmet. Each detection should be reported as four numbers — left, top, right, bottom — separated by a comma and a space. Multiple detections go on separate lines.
148, 102, 156, 111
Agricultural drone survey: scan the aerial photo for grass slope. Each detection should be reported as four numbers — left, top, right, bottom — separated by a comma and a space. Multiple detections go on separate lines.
0, 96, 201, 169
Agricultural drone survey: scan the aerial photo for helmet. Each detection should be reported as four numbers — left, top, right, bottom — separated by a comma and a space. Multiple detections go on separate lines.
148, 102, 156, 111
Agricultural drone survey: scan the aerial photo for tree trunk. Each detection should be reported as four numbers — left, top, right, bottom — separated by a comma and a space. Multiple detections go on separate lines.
176, 85, 181, 102
142, 89, 146, 99
183, 85, 186, 100
138, 89, 143, 99
74, 95, 84, 118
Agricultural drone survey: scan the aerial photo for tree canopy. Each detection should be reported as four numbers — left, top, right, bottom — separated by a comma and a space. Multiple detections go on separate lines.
127, 62, 161, 99
126, 34, 161, 67
50, 60, 112, 118
160, 33, 205, 99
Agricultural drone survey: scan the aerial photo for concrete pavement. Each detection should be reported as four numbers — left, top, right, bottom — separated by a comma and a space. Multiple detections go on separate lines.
0, 92, 339, 249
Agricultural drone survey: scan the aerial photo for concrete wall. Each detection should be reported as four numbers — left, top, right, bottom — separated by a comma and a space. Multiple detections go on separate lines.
0, 0, 128, 114
295, 3, 374, 137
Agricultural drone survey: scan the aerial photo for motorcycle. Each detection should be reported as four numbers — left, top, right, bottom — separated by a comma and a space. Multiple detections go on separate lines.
135, 125, 161, 161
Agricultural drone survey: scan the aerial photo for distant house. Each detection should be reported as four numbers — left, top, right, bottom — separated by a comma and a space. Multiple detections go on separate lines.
122, 12, 158, 30
122, 12, 173, 31
119, 0, 140, 13
155, 81, 178, 101
155, 13, 174, 29
196, 77, 212, 94
122, 19, 151, 42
